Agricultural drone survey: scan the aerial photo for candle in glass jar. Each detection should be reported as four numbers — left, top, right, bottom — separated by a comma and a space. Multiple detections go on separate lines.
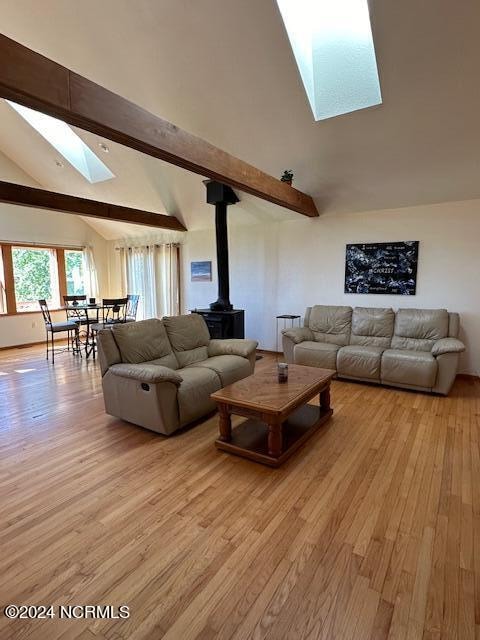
277, 362, 288, 383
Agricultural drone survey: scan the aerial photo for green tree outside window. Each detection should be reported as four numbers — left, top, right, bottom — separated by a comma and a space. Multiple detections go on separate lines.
65, 250, 86, 296
12, 248, 55, 310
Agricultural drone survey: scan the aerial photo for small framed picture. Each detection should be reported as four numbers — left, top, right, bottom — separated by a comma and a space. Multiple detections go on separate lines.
191, 261, 212, 282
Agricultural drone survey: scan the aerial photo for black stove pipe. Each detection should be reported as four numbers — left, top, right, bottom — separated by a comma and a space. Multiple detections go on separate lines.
204, 181, 239, 312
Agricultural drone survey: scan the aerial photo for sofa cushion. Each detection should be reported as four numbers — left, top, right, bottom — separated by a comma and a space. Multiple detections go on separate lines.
308, 305, 352, 346
281, 327, 314, 345
176, 366, 222, 426
175, 346, 209, 367
208, 339, 258, 359
111, 319, 178, 369
163, 314, 211, 367
337, 345, 385, 381
391, 308, 448, 352
109, 363, 182, 385
142, 356, 181, 369
381, 349, 437, 389
294, 341, 339, 369
349, 307, 394, 348
190, 355, 252, 387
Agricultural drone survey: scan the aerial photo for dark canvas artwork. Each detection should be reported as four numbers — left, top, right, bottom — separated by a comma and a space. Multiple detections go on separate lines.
344, 241, 419, 295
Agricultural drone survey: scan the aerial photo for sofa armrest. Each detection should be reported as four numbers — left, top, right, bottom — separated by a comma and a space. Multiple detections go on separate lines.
281, 327, 314, 344
109, 363, 182, 386
97, 328, 122, 377
431, 337, 465, 357
208, 338, 258, 359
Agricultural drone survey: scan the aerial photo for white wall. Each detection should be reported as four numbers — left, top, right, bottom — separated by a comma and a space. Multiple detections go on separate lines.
182, 199, 480, 375
0, 204, 109, 348
181, 223, 279, 349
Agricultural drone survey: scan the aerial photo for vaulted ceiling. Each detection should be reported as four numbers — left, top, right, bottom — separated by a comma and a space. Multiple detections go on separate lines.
0, 0, 479, 238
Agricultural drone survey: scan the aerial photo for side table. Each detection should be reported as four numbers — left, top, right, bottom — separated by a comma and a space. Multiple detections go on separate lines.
276, 314, 301, 354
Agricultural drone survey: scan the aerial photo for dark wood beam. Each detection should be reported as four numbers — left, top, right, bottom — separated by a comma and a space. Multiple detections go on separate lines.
0, 34, 319, 218
0, 181, 187, 231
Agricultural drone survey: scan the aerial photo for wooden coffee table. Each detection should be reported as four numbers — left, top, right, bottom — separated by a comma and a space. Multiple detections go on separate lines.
211, 364, 334, 467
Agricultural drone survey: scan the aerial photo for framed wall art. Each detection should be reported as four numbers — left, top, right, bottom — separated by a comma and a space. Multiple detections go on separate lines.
344, 241, 419, 295
191, 261, 212, 282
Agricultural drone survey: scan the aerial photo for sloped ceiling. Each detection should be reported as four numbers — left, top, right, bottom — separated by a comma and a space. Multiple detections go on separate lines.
0, 0, 479, 239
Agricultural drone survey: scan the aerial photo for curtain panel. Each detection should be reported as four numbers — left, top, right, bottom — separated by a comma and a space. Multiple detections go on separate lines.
0, 255, 5, 314
118, 243, 180, 320
83, 246, 99, 299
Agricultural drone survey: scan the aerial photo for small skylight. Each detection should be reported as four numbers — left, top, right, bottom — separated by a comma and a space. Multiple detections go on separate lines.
276, 0, 382, 121
7, 101, 115, 183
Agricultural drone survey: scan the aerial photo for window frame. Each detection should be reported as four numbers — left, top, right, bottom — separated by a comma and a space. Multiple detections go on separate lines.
0, 242, 84, 315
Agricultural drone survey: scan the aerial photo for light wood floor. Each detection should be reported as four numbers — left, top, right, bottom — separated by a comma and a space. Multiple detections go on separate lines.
0, 345, 479, 640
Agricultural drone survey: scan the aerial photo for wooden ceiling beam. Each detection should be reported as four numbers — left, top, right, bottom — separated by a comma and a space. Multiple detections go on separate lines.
0, 34, 319, 218
0, 181, 187, 231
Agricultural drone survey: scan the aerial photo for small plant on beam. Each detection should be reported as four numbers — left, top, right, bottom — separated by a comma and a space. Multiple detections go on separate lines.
280, 170, 294, 185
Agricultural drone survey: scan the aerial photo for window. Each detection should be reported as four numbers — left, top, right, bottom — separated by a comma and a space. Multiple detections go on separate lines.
276, 0, 382, 121
65, 250, 86, 296
6, 101, 115, 184
0, 244, 93, 314
12, 247, 60, 312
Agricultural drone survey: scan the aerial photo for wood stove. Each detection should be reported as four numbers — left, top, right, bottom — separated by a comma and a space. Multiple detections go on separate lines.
192, 181, 245, 339
192, 308, 244, 339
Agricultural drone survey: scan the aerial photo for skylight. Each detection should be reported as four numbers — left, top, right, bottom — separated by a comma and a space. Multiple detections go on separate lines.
7, 101, 115, 183
276, 0, 382, 121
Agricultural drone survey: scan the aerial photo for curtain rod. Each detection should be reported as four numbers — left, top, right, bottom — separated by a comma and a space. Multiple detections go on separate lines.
115, 243, 180, 250
0, 240, 86, 250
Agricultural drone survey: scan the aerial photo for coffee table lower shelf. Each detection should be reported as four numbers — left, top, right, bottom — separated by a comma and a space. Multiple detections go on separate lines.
215, 403, 333, 467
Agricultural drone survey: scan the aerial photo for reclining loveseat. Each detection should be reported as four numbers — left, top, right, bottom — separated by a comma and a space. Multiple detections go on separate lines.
97, 314, 258, 434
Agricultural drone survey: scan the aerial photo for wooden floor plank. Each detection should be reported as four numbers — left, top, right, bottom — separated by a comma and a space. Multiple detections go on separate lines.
0, 345, 478, 639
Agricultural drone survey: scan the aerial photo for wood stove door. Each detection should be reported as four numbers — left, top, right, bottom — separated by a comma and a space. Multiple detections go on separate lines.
206, 317, 225, 339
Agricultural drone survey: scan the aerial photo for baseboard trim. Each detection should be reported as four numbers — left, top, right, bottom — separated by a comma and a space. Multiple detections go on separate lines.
257, 349, 283, 356
457, 373, 480, 381
0, 338, 68, 351
0, 339, 45, 351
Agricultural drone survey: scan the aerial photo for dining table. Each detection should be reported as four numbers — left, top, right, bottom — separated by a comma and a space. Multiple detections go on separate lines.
61, 302, 118, 359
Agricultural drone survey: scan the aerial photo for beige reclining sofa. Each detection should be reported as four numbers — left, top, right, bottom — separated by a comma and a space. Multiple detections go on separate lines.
97, 314, 258, 434
282, 306, 465, 395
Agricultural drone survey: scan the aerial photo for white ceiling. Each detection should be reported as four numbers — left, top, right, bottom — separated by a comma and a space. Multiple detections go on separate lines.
0, 0, 479, 238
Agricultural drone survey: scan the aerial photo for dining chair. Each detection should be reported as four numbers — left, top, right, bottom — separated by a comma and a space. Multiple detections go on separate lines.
101, 297, 128, 325
63, 294, 87, 305
89, 298, 128, 359
63, 295, 88, 327
125, 294, 140, 322
39, 299, 80, 364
